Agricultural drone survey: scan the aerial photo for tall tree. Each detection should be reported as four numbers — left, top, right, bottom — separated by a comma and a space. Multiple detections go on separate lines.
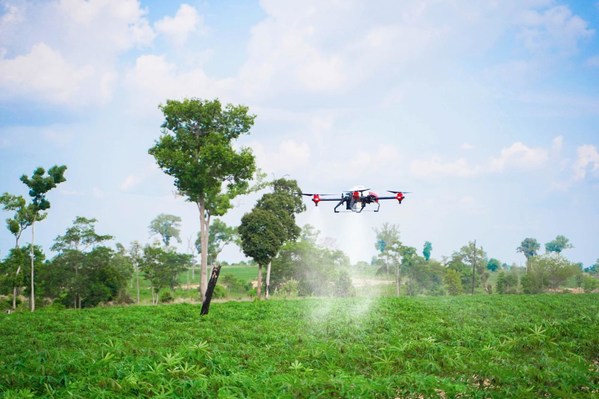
0, 194, 34, 309
20, 165, 67, 311
545, 235, 573, 254
149, 213, 182, 247
517, 237, 540, 273
149, 98, 256, 302
454, 241, 488, 294
253, 178, 305, 298
128, 241, 143, 304
373, 223, 403, 295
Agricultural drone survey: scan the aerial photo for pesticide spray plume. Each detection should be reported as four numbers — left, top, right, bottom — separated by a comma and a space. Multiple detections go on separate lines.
299, 208, 392, 326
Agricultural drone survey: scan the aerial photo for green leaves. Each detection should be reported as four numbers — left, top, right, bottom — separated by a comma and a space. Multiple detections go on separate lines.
150, 98, 256, 211
1, 295, 598, 398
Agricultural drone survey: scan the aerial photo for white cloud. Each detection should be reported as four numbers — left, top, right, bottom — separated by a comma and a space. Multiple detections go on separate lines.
489, 142, 548, 172
410, 157, 481, 178
461, 142, 474, 150
155, 4, 203, 46
124, 54, 233, 113
0, 0, 154, 105
0, 42, 99, 104
572, 144, 599, 181
517, 5, 594, 56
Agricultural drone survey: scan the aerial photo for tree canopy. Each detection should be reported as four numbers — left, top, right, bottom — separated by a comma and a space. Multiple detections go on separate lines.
545, 235, 573, 254
149, 214, 182, 247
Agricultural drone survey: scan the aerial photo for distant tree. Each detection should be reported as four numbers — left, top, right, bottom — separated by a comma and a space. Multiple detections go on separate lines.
0, 193, 34, 309
149, 98, 257, 302
270, 226, 351, 297
454, 241, 488, 293
545, 235, 573, 254
584, 258, 599, 275
149, 214, 182, 247
487, 258, 501, 272
140, 244, 192, 304
238, 209, 285, 298
444, 268, 463, 295
0, 246, 45, 305
49, 217, 114, 308
521, 254, 580, 293
373, 223, 403, 295
128, 241, 143, 304
20, 165, 67, 311
423, 241, 432, 261
196, 218, 237, 266
496, 269, 519, 294
517, 238, 541, 273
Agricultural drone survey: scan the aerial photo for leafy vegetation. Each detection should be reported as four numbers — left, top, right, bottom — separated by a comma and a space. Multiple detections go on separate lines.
1, 295, 597, 398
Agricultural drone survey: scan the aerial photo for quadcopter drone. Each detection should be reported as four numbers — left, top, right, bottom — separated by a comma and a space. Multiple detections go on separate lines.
302, 185, 410, 213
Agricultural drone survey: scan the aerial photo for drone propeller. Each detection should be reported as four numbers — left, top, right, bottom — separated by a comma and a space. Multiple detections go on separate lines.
345, 185, 370, 193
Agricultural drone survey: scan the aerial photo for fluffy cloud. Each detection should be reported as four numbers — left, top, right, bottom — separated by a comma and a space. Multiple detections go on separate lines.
0, 0, 156, 105
155, 3, 203, 46
489, 142, 548, 172
412, 139, 554, 178
124, 54, 232, 112
572, 144, 599, 181
0, 42, 103, 104
517, 5, 594, 56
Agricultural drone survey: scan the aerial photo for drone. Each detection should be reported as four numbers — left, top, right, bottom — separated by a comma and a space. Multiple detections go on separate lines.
302, 185, 410, 213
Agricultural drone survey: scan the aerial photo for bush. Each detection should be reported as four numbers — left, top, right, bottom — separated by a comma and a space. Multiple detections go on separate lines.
212, 284, 227, 299
159, 291, 174, 303
581, 275, 599, 293
496, 271, 519, 294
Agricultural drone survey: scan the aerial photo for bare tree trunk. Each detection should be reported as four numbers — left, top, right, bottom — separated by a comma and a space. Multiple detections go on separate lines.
197, 201, 210, 303
136, 266, 140, 304
396, 265, 401, 296
12, 237, 20, 310
30, 220, 36, 312
265, 261, 272, 300
256, 263, 263, 298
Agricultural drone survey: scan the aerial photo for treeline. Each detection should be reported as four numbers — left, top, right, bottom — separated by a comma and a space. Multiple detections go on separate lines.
0, 216, 197, 311
364, 226, 599, 297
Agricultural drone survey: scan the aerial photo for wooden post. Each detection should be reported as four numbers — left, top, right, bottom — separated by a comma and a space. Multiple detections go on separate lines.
201, 264, 221, 316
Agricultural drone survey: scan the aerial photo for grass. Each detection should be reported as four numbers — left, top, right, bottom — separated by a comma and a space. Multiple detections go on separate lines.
1, 294, 597, 398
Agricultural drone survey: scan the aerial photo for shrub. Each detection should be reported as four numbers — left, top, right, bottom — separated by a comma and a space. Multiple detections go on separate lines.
159, 291, 174, 303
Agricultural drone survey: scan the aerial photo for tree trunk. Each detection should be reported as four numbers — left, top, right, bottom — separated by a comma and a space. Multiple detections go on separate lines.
30, 220, 36, 312
265, 261, 272, 300
197, 201, 210, 303
396, 266, 401, 296
136, 266, 140, 304
256, 263, 263, 298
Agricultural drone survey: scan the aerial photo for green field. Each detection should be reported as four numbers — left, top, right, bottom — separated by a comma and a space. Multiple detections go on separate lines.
1, 295, 598, 398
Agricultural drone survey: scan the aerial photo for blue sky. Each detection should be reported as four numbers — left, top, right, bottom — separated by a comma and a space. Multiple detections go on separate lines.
1, 0, 598, 267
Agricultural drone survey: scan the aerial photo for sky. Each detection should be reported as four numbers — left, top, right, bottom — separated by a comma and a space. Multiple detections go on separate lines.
0, 0, 598, 268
